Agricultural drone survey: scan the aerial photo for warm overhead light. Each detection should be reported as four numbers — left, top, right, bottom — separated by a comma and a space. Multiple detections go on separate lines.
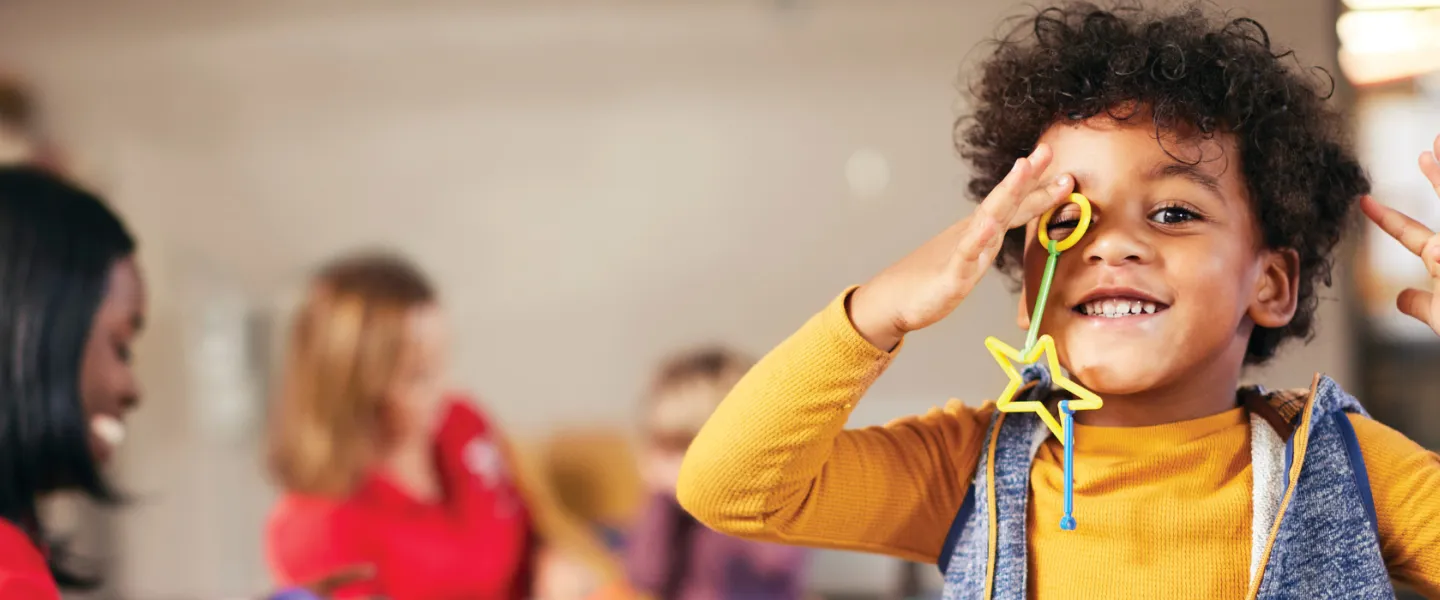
1338, 10, 1439, 54
1337, 9, 1440, 84
1343, 0, 1440, 9
1340, 48, 1440, 85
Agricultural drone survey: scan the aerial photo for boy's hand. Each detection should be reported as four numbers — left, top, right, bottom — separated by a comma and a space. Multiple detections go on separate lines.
1360, 133, 1440, 336
849, 143, 1075, 350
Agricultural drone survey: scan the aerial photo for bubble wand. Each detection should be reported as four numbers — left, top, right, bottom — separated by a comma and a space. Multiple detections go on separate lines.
983, 192, 1103, 531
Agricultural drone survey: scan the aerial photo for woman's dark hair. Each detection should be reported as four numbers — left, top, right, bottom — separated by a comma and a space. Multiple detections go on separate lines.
959, 2, 1370, 364
0, 167, 135, 586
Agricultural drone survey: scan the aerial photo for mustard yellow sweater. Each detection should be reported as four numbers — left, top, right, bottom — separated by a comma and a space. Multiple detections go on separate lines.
677, 289, 1440, 599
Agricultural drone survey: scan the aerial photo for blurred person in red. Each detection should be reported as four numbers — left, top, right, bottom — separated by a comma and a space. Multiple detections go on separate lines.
625, 347, 809, 600
265, 251, 535, 600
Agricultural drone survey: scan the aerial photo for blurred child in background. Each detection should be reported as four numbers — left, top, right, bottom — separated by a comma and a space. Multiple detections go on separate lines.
626, 347, 809, 600
265, 252, 536, 600
265, 250, 620, 600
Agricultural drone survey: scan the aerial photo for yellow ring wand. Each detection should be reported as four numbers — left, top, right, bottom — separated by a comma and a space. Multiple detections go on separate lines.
983, 192, 1103, 531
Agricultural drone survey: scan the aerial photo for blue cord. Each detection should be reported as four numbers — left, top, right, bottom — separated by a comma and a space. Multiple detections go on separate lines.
1060, 400, 1077, 531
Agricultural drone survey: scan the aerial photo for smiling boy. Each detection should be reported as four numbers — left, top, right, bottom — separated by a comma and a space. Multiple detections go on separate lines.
675, 4, 1440, 599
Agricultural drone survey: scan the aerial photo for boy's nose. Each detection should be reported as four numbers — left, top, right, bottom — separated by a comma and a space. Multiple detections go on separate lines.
1083, 221, 1154, 266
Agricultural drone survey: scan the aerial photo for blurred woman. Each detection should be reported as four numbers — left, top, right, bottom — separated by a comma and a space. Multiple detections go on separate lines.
265, 252, 536, 600
0, 167, 145, 599
626, 347, 809, 600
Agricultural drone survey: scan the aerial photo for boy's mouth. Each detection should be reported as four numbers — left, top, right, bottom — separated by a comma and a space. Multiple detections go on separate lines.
1069, 288, 1171, 319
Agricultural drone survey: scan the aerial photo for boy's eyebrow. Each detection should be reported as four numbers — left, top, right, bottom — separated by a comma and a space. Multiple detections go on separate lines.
1150, 162, 1224, 199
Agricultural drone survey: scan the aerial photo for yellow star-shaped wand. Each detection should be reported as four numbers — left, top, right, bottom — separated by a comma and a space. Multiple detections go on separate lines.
985, 333, 1103, 439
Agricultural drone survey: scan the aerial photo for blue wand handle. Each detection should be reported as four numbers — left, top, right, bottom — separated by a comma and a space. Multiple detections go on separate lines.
1060, 400, 1077, 531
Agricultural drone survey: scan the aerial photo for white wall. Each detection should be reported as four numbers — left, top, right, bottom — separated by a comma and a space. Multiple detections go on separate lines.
0, 1, 1348, 597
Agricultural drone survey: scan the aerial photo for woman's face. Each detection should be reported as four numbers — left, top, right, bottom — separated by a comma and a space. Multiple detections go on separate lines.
79, 256, 147, 464
385, 304, 451, 443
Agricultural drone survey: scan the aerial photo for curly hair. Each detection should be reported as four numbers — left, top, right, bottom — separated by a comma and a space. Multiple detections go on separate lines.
958, 1, 1369, 365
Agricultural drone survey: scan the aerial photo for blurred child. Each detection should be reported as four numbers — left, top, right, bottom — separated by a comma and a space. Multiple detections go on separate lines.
627, 348, 808, 600
265, 251, 535, 600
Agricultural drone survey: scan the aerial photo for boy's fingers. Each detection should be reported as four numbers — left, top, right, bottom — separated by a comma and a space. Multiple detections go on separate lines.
952, 208, 1004, 267
1016, 173, 1076, 227
1422, 149, 1440, 200
1398, 288, 1435, 330
1361, 195, 1434, 257
1425, 235, 1440, 279
977, 144, 1055, 227
977, 158, 1036, 227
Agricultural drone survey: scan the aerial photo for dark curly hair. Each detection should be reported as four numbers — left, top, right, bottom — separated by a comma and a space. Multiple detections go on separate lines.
958, 1, 1369, 365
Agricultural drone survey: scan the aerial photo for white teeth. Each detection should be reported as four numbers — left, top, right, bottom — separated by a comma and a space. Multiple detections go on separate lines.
91, 415, 126, 448
1080, 298, 1163, 318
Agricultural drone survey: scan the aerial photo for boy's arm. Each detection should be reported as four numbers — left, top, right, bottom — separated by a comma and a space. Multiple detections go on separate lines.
1350, 415, 1440, 597
676, 288, 992, 564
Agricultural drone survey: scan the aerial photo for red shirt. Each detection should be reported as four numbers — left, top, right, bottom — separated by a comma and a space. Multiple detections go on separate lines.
0, 520, 58, 600
267, 397, 533, 600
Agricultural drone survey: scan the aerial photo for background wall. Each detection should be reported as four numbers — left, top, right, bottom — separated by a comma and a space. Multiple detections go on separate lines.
0, 1, 1349, 597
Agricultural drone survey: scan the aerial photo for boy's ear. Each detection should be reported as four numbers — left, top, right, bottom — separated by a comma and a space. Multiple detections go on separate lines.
1249, 248, 1300, 329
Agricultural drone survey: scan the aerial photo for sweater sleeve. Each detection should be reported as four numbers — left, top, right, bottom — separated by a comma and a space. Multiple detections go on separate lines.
676, 287, 993, 563
1349, 413, 1440, 597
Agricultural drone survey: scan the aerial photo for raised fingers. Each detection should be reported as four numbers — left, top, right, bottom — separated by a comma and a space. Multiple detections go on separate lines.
1425, 135, 1440, 198
1361, 195, 1434, 257
1398, 288, 1436, 331
976, 144, 1057, 228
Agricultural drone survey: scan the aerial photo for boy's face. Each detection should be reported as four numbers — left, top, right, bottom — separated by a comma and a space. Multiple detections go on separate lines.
1022, 115, 1297, 397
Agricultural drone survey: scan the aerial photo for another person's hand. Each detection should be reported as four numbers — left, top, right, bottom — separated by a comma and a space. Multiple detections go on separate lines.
1360, 133, 1440, 337
848, 143, 1074, 350
532, 545, 604, 600
261, 564, 381, 600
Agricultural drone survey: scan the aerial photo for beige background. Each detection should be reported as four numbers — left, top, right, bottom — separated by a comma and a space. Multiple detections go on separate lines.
0, 1, 1350, 597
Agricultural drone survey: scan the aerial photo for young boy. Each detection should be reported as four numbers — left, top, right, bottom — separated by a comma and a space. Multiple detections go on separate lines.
675, 4, 1440, 600
627, 347, 809, 600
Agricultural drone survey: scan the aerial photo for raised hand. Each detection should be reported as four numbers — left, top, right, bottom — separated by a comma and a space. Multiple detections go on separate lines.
849, 143, 1075, 350
1360, 133, 1440, 336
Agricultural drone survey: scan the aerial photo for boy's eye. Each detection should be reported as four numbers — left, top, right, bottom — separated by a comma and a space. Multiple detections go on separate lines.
1045, 206, 1085, 238
1149, 206, 1200, 225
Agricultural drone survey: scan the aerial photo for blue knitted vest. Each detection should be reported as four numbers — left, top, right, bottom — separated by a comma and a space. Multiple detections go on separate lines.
936, 375, 1392, 600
